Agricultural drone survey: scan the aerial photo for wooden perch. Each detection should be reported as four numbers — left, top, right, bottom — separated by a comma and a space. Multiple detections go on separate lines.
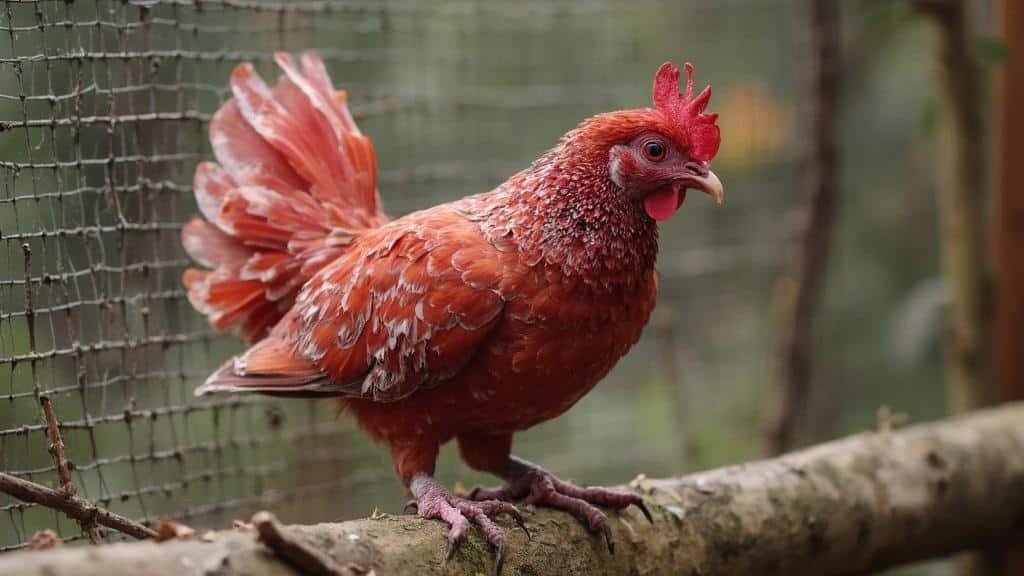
1, 402, 1023, 576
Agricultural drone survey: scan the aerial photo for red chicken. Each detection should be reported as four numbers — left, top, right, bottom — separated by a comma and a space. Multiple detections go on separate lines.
182, 52, 722, 569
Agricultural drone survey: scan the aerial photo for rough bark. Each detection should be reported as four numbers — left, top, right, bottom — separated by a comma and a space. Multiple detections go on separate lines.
1, 403, 1022, 576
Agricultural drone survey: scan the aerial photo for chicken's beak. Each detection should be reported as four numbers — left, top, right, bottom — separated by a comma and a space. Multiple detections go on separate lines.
681, 162, 724, 205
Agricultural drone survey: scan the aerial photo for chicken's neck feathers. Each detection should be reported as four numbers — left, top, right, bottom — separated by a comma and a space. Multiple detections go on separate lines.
472, 146, 659, 289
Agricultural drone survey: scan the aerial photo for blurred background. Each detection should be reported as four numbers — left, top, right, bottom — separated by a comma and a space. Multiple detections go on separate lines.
1, 1, 1019, 573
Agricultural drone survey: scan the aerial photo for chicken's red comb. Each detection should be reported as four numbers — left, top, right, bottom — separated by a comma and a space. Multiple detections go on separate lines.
652, 62, 721, 162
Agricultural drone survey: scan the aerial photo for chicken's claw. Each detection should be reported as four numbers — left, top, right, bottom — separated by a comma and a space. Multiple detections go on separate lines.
635, 499, 654, 524
513, 511, 531, 539
467, 499, 529, 538
493, 542, 507, 575
443, 538, 457, 563
408, 475, 522, 575
467, 457, 649, 554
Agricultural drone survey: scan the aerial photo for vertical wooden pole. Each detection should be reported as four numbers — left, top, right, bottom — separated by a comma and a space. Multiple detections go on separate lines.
935, 0, 993, 414
994, 1, 1024, 573
913, 2, 997, 570
995, 0, 1024, 404
764, 0, 840, 455
915, 0, 993, 413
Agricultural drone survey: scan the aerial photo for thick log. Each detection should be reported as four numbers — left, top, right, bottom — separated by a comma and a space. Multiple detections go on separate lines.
2, 403, 1023, 576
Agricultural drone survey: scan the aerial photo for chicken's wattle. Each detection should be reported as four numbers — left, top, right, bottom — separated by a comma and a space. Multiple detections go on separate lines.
643, 185, 685, 221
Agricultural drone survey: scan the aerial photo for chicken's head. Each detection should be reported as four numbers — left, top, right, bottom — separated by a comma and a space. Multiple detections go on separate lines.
605, 62, 724, 222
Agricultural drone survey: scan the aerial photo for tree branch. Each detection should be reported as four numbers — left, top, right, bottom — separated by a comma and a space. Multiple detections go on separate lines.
39, 397, 75, 499
1, 403, 1022, 576
765, 0, 841, 455
913, 0, 993, 413
0, 473, 157, 541
911, 3, 997, 572
39, 396, 103, 545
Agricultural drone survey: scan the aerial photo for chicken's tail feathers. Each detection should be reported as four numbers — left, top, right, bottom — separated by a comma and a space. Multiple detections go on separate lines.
194, 336, 340, 398
182, 51, 388, 342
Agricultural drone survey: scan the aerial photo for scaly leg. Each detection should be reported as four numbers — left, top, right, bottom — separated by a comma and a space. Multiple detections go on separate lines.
406, 474, 525, 573
466, 456, 652, 553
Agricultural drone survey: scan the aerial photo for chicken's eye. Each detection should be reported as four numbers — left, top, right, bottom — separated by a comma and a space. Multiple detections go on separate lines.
642, 140, 667, 162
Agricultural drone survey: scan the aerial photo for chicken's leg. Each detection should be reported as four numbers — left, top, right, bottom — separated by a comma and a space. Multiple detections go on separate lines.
466, 456, 652, 553
406, 474, 524, 572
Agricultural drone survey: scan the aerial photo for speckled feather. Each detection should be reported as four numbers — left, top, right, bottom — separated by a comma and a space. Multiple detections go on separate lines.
185, 53, 717, 484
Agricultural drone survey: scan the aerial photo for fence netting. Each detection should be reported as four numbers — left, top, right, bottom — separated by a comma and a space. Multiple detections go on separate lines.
1, 0, 946, 554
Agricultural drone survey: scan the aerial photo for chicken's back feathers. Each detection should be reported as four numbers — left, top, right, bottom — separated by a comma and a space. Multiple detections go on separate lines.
195, 194, 659, 463
196, 202, 512, 401
182, 52, 386, 342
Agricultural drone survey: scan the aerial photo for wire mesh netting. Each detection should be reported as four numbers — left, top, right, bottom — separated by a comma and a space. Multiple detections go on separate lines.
1, 0, 951, 553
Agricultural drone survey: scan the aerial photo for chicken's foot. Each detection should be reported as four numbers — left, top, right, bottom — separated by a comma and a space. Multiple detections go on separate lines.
467, 457, 651, 553
407, 474, 525, 575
